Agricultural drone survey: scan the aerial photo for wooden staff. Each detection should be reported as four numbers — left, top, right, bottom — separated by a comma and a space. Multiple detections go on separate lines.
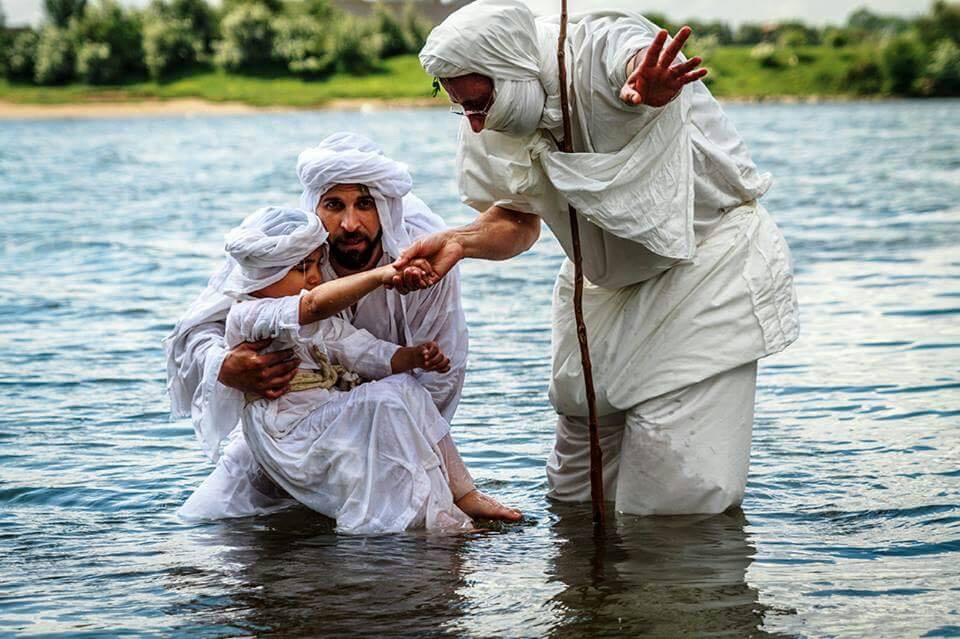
557, 0, 605, 527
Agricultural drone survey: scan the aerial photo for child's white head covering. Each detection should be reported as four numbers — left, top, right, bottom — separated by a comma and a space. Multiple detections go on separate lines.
222, 206, 328, 297
297, 132, 413, 259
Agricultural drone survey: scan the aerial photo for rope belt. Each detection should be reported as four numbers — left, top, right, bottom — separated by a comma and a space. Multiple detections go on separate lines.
245, 348, 366, 404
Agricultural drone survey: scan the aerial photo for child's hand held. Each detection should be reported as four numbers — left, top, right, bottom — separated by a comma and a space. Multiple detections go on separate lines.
418, 341, 451, 373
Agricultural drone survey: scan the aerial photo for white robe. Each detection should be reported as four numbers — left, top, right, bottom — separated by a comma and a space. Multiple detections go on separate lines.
187, 292, 470, 533
174, 195, 471, 519
450, 12, 799, 416
421, 4, 798, 512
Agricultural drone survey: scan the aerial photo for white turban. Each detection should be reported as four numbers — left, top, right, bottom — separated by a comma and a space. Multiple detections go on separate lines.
297, 132, 413, 259
221, 206, 328, 297
419, 0, 563, 137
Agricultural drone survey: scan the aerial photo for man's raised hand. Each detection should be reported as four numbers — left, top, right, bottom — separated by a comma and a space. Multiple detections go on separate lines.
620, 26, 708, 108
218, 338, 299, 399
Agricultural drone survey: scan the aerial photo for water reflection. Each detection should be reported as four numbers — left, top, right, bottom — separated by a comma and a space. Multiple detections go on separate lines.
546, 505, 779, 637
1, 103, 958, 636
171, 507, 471, 638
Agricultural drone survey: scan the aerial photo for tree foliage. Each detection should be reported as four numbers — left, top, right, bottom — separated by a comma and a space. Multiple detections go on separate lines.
213, 2, 276, 71
2, 0, 958, 99
7, 30, 40, 79
34, 26, 74, 84
918, 38, 960, 95
68, 0, 144, 83
143, 13, 203, 80
272, 11, 333, 75
329, 13, 382, 75
44, 0, 87, 27
879, 33, 925, 94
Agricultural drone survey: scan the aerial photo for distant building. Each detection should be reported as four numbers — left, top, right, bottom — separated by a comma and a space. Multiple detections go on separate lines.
333, 0, 474, 23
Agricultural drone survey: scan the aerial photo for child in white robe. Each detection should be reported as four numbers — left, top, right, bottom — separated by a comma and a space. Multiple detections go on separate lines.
192, 206, 473, 533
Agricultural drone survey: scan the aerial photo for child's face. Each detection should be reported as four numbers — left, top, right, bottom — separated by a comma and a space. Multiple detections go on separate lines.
252, 247, 324, 298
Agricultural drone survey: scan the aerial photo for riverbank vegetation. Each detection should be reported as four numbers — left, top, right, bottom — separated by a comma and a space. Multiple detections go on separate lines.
0, 0, 957, 106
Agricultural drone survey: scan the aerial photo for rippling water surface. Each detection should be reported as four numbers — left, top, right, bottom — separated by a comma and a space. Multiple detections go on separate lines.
1, 101, 958, 638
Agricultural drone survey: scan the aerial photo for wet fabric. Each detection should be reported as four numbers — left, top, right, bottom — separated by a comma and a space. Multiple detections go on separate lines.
549, 201, 796, 417
168, 134, 471, 520
422, 2, 799, 515
547, 361, 757, 515
422, 2, 797, 413
184, 292, 472, 533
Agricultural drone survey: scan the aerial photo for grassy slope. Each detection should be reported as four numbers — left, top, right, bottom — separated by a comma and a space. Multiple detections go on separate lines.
0, 55, 434, 105
0, 46, 873, 106
701, 44, 869, 98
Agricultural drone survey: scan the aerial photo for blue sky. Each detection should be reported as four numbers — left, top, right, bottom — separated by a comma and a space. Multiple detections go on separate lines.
3, 0, 931, 26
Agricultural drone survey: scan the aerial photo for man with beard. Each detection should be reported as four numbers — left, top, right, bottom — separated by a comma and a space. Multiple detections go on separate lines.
166, 133, 521, 522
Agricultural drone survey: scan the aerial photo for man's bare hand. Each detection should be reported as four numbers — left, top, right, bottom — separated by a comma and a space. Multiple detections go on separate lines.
218, 338, 300, 399
390, 231, 465, 294
620, 26, 707, 107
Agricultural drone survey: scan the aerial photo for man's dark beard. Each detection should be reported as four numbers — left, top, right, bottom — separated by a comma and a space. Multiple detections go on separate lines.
330, 229, 383, 270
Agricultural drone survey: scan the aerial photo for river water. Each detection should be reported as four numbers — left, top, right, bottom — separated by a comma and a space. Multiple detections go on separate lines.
1, 101, 958, 637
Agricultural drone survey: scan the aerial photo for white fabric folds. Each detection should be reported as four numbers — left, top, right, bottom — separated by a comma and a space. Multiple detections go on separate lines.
422, 0, 696, 261
222, 206, 328, 297
422, 2, 799, 424
530, 90, 695, 259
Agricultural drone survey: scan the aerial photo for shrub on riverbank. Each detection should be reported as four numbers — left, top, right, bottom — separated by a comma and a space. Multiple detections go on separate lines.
0, 0, 432, 83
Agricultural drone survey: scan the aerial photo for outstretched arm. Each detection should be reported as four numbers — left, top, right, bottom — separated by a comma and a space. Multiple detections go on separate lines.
299, 265, 395, 324
391, 205, 540, 289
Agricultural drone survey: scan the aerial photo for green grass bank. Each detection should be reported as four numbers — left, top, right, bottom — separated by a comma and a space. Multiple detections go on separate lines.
0, 45, 917, 108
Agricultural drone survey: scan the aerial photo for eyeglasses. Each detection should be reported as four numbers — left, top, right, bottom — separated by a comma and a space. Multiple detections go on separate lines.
449, 90, 496, 118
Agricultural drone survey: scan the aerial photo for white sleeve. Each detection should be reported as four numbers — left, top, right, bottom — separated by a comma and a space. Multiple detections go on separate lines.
170, 319, 244, 463
190, 339, 243, 463
188, 295, 302, 463
320, 316, 398, 381
401, 265, 469, 423
602, 19, 658, 95
456, 118, 541, 214
229, 294, 303, 343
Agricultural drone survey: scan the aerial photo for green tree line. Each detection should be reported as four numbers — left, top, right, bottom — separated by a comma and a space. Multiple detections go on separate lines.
652, 2, 959, 96
0, 0, 431, 84
0, 0, 957, 97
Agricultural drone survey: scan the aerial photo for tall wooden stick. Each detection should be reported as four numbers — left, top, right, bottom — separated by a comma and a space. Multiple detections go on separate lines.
557, 0, 605, 527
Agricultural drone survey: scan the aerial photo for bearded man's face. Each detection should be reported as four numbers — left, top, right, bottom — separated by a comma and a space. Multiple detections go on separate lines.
316, 184, 383, 271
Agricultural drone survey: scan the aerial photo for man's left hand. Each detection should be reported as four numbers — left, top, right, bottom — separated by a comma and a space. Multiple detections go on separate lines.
620, 26, 707, 107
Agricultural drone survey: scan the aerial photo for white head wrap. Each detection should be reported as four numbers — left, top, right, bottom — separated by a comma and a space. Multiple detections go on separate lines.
419, 0, 562, 137
221, 206, 327, 297
162, 206, 325, 418
297, 132, 414, 259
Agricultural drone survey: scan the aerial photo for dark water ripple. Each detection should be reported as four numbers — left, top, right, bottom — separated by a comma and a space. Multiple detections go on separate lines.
0, 101, 958, 637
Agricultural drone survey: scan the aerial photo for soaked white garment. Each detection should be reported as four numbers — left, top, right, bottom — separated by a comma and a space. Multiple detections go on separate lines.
547, 362, 757, 515
172, 195, 470, 519
423, 2, 799, 514
172, 138, 472, 518
181, 293, 471, 533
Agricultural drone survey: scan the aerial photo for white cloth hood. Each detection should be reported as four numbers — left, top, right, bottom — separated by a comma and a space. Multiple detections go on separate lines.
298, 132, 413, 259
420, 0, 540, 81
222, 206, 328, 297
419, 0, 563, 137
